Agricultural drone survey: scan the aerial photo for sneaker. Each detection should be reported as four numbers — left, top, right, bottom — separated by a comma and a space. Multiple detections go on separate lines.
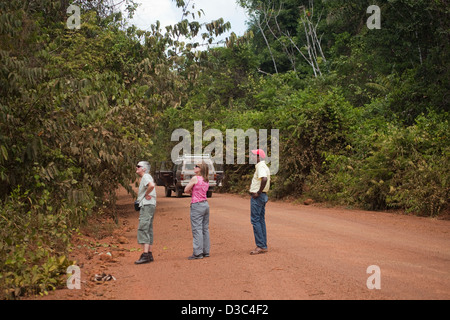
188, 253, 203, 260
203, 253, 210, 257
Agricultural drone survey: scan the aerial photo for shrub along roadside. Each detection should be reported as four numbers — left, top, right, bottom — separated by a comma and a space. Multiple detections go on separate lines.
306, 111, 449, 216
0, 187, 77, 299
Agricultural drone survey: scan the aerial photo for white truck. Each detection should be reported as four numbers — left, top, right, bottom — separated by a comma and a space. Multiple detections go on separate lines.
155, 154, 223, 198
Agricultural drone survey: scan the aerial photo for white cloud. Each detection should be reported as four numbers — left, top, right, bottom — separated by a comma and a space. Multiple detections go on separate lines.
191, 0, 249, 35
126, 0, 179, 31
123, 0, 249, 43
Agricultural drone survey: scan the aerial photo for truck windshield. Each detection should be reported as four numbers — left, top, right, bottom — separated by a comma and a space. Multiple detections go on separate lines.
184, 163, 214, 171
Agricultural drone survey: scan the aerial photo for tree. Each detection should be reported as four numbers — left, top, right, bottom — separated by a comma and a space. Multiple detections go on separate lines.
239, 0, 328, 76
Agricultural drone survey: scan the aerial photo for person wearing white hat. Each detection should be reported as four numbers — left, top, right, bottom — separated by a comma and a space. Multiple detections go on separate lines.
135, 161, 157, 264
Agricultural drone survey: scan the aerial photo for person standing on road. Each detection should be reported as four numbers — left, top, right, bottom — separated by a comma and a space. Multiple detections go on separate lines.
184, 162, 211, 260
135, 161, 157, 264
249, 149, 271, 255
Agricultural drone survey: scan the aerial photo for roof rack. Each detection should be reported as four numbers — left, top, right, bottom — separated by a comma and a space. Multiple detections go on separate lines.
183, 154, 211, 158
174, 154, 212, 163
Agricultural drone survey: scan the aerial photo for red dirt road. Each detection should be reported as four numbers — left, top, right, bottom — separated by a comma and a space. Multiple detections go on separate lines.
38, 186, 450, 300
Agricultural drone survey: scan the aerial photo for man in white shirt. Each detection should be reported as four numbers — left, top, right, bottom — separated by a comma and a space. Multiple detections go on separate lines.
135, 161, 157, 264
249, 149, 270, 255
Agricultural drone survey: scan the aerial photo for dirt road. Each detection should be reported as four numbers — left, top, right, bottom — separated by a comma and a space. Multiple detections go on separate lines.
39, 186, 450, 300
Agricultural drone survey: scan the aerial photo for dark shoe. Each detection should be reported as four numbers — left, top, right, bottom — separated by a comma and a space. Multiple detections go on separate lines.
203, 253, 210, 257
188, 253, 203, 260
135, 252, 153, 264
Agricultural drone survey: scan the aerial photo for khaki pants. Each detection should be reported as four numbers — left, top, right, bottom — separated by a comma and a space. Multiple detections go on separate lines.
137, 204, 156, 244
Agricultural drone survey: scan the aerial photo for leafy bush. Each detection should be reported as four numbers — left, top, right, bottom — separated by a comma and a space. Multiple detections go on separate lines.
0, 187, 75, 299
0, 1, 151, 299
307, 111, 449, 216
272, 87, 357, 198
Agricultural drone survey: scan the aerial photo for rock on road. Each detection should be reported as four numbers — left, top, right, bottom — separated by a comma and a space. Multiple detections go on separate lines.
40, 186, 450, 300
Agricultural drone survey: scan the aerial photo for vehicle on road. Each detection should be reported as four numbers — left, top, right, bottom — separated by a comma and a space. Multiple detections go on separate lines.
155, 154, 223, 198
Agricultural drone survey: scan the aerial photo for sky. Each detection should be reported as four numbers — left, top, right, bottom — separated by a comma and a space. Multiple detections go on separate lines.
121, 0, 250, 46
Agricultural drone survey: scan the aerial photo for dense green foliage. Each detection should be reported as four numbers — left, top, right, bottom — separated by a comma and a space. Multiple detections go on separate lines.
0, 0, 147, 298
0, 0, 448, 298
158, 0, 448, 217
0, 0, 228, 298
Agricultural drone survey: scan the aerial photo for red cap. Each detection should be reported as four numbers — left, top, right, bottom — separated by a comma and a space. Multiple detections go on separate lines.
251, 149, 266, 159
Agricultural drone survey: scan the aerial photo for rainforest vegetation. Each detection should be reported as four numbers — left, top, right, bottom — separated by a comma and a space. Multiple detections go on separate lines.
0, 0, 448, 298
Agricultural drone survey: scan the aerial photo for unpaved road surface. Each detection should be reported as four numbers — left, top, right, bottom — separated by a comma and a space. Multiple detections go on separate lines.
37, 186, 450, 300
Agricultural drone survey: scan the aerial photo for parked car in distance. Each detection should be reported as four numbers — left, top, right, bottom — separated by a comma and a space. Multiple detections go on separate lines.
155, 154, 223, 198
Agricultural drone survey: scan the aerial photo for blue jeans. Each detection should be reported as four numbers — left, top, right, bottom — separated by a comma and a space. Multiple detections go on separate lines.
250, 193, 268, 249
